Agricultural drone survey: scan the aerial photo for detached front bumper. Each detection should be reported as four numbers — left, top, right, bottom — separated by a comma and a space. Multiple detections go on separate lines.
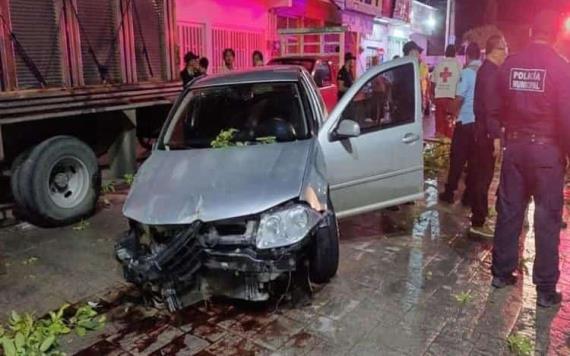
115, 219, 318, 308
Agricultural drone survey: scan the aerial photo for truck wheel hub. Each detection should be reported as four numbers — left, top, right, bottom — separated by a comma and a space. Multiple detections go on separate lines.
47, 157, 90, 209
54, 172, 69, 188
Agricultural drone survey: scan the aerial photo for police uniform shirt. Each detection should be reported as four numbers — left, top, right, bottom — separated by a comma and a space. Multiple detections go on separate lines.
337, 65, 354, 99
489, 43, 570, 141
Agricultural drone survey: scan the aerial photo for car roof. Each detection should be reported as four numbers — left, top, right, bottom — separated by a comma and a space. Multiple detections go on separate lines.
269, 56, 319, 62
192, 66, 303, 88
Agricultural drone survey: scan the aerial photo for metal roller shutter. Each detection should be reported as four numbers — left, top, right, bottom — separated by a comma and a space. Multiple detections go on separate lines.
177, 22, 205, 69
76, 0, 121, 85
9, 0, 63, 88
133, 0, 165, 81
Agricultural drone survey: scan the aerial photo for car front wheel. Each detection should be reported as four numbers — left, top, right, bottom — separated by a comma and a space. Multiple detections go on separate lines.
309, 198, 340, 284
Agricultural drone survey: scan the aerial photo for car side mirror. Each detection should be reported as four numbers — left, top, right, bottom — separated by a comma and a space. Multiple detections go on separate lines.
334, 120, 361, 139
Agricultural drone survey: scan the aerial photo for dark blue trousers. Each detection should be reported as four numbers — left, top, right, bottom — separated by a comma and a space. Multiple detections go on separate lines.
442, 122, 475, 202
492, 142, 565, 291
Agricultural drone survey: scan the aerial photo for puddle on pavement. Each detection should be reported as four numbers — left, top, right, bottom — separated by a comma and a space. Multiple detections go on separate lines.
76, 285, 308, 355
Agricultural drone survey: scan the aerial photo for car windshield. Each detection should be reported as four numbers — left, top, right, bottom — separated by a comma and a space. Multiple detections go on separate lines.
161, 82, 310, 150
268, 58, 315, 72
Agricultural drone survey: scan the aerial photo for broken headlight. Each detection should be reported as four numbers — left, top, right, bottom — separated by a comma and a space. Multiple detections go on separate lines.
256, 205, 322, 249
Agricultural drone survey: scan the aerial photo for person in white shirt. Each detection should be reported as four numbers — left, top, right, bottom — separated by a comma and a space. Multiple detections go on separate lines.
432, 45, 462, 138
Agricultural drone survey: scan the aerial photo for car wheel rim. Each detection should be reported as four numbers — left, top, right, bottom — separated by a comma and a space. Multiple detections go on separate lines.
47, 156, 90, 209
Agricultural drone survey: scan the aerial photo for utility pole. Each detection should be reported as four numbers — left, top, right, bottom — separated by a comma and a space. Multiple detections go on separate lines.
445, 0, 453, 45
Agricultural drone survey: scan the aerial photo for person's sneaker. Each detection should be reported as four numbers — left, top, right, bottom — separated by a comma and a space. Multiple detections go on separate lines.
492, 275, 517, 289
470, 225, 494, 239
537, 290, 562, 308
439, 192, 454, 204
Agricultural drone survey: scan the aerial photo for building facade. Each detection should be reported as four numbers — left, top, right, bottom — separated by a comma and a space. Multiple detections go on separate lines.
174, 0, 442, 74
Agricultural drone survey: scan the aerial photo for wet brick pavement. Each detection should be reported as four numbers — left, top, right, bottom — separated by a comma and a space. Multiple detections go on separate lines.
2, 176, 570, 355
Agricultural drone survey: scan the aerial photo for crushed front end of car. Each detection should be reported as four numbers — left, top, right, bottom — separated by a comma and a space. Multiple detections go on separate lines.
116, 203, 330, 311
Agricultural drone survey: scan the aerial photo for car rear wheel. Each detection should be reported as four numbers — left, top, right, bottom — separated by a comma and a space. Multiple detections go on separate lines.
17, 136, 100, 226
309, 198, 340, 284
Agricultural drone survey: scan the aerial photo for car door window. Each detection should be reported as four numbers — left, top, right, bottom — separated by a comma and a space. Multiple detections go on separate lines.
339, 63, 415, 134
314, 62, 332, 88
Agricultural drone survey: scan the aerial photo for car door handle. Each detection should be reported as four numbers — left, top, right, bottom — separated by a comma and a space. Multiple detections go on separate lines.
402, 133, 420, 144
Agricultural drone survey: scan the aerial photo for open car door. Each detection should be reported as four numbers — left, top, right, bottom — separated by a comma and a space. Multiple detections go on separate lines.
319, 58, 424, 219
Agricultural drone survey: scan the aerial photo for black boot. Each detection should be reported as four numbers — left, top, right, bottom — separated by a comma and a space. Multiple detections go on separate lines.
491, 275, 517, 289
537, 289, 562, 308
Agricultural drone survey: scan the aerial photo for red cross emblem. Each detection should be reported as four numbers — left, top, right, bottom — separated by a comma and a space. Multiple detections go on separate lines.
440, 67, 452, 83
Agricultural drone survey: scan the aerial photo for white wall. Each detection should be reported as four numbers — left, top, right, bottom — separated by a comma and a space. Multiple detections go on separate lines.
176, 0, 270, 72
176, 0, 269, 30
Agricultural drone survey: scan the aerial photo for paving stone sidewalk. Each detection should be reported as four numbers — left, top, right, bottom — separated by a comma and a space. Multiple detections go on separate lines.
2, 180, 570, 355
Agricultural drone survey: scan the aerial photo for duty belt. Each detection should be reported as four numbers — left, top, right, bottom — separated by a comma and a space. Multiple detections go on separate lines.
505, 131, 558, 145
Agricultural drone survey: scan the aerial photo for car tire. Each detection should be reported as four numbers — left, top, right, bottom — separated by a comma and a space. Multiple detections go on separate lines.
18, 136, 100, 226
309, 198, 340, 284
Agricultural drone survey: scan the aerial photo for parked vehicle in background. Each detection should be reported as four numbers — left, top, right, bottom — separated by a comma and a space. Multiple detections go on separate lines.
0, 0, 180, 226
116, 58, 424, 310
267, 56, 338, 112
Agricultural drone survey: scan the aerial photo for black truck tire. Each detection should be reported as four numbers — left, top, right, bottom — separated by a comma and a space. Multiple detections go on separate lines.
10, 150, 43, 224
10, 150, 29, 209
309, 199, 340, 284
17, 136, 100, 226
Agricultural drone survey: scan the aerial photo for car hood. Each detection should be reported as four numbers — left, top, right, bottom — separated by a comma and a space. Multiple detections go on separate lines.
123, 140, 314, 225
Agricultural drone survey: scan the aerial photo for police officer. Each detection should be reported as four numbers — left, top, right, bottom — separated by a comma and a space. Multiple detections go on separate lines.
490, 10, 570, 308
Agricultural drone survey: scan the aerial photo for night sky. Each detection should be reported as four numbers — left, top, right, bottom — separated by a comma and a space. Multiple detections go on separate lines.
412, 0, 569, 53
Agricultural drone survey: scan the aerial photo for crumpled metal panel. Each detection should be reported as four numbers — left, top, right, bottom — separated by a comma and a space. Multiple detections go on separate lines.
123, 140, 315, 225
300, 144, 329, 212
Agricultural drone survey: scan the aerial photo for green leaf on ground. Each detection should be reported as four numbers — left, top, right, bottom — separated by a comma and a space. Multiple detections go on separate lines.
101, 181, 116, 194
123, 174, 135, 186
0, 303, 105, 355
73, 220, 90, 231
21, 256, 38, 265
453, 291, 473, 306
507, 333, 533, 356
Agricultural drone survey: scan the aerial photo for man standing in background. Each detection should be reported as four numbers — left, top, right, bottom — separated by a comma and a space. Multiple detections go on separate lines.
180, 51, 199, 86
337, 53, 356, 100
439, 43, 482, 206
432, 45, 462, 138
403, 41, 430, 115
469, 35, 508, 238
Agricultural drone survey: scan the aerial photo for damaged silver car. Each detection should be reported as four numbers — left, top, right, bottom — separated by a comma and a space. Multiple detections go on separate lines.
116, 59, 424, 311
